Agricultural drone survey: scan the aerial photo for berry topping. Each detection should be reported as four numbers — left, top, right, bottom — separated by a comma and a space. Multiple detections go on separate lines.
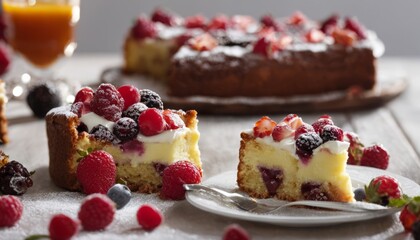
131, 17, 157, 39
230, 15, 254, 31
151, 8, 176, 26
122, 102, 148, 121
163, 110, 185, 130
253, 35, 276, 57
320, 14, 339, 34
161, 160, 201, 200
295, 132, 323, 161
412, 221, 420, 239
0, 195, 23, 227
253, 116, 276, 138
294, 123, 315, 140
365, 175, 401, 206
107, 184, 131, 210
78, 194, 116, 231
282, 114, 298, 123
344, 17, 367, 40
76, 150, 116, 194
288, 11, 307, 25
49, 214, 80, 240
185, 15, 207, 29
113, 117, 139, 142
305, 29, 325, 43
272, 122, 294, 142
344, 131, 364, 165
26, 83, 62, 118
312, 116, 334, 134
260, 14, 281, 31
175, 32, 194, 47
207, 15, 230, 30
117, 85, 141, 111
90, 125, 120, 145
138, 108, 166, 136
0, 43, 10, 75
354, 188, 366, 202
332, 28, 357, 46
139, 89, 164, 109
258, 166, 283, 196
0, 160, 33, 195
136, 204, 163, 231
282, 114, 303, 130
120, 140, 145, 156
73, 87, 94, 115
223, 224, 250, 240
188, 33, 218, 51
90, 84, 124, 122
360, 144, 389, 170
301, 182, 329, 201
320, 125, 344, 142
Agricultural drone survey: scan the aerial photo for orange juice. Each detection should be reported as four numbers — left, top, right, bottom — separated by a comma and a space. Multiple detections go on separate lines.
3, 2, 76, 67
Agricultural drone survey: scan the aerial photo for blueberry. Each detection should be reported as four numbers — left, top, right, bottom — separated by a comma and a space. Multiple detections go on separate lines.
107, 184, 132, 210
353, 188, 366, 201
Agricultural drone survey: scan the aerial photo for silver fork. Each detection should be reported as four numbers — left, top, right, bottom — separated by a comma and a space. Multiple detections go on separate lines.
184, 184, 397, 214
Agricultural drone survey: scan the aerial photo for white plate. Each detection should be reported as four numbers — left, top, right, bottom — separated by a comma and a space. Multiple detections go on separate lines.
185, 165, 420, 227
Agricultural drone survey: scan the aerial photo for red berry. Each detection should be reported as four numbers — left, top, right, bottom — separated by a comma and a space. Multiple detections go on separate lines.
0, 195, 23, 227
260, 14, 281, 31
344, 17, 367, 40
207, 15, 230, 30
78, 194, 115, 231
253, 116, 276, 138
288, 11, 307, 25
272, 122, 294, 142
230, 15, 254, 31
400, 205, 418, 231
294, 123, 315, 140
365, 175, 401, 206
0, 43, 10, 75
175, 32, 193, 47
360, 144, 389, 170
131, 17, 157, 40
151, 8, 176, 26
74, 87, 94, 105
49, 214, 80, 240
162, 110, 185, 130
138, 108, 166, 136
320, 125, 344, 142
90, 84, 124, 122
118, 85, 140, 111
312, 117, 334, 134
305, 29, 325, 43
161, 161, 201, 200
332, 28, 357, 46
253, 35, 277, 58
282, 114, 303, 130
185, 15, 207, 29
188, 33, 218, 51
320, 14, 339, 34
344, 132, 364, 165
223, 224, 250, 240
136, 204, 163, 231
76, 150, 116, 194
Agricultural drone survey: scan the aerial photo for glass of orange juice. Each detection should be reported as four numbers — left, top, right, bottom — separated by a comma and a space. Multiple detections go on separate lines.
2, 0, 80, 100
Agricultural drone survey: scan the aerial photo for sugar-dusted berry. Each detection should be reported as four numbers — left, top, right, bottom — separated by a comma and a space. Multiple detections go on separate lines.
272, 122, 294, 142
161, 160, 201, 200
123, 102, 148, 121
294, 123, 315, 140
0, 195, 23, 227
0, 160, 33, 195
253, 116, 276, 138
312, 116, 334, 134
320, 125, 344, 142
78, 194, 115, 231
163, 110, 185, 130
188, 33, 218, 51
139, 89, 163, 109
295, 132, 323, 161
90, 125, 120, 145
90, 84, 124, 122
360, 144, 389, 170
113, 117, 139, 142
305, 29, 325, 43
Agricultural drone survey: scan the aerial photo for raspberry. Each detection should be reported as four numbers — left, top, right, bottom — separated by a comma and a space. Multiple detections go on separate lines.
91, 84, 124, 122
151, 8, 175, 26
107, 184, 131, 210
312, 117, 334, 134
332, 28, 357, 46
161, 161, 201, 200
188, 33, 218, 51
320, 125, 344, 142
76, 150, 116, 194
185, 15, 207, 29
136, 204, 163, 231
113, 117, 139, 142
365, 175, 401, 206
74, 87, 94, 106
288, 11, 307, 25
0, 43, 10, 75
122, 102, 148, 121
305, 29, 325, 43
138, 108, 166, 136
207, 15, 230, 30
253, 116, 276, 138
320, 14, 339, 34
131, 17, 157, 39
26, 83, 62, 118
272, 122, 294, 142
222, 224, 250, 240
49, 214, 80, 240
282, 114, 297, 123
260, 14, 281, 31
139, 89, 163, 110
78, 194, 115, 231
0, 195, 23, 227
295, 132, 323, 161
360, 144, 389, 170
0, 160, 33, 195
117, 85, 140, 111
344, 17, 367, 40
294, 123, 315, 140
90, 125, 120, 145
412, 221, 420, 239
163, 110, 185, 130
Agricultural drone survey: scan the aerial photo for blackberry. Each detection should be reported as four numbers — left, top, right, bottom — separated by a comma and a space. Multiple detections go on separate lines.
139, 89, 163, 109
353, 188, 366, 201
320, 125, 344, 142
113, 117, 139, 142
122, 102, 148, 121
412, 221, 420, 240
26, 83, 62, 118
76, 122, 88, 133
295, 132, 323, 159
0, 161, 33, 195
90, 125, 120, 145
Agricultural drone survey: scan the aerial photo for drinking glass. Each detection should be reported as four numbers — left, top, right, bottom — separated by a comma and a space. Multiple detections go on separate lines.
2, 0, 80, 101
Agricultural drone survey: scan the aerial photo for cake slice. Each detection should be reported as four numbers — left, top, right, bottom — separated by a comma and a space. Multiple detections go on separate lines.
46, 83, 201, 193
0, 79, 8, 144
238, 114, 353, 202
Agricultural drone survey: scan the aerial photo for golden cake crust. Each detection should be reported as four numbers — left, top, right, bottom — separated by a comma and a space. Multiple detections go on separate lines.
0, 79, 8, 144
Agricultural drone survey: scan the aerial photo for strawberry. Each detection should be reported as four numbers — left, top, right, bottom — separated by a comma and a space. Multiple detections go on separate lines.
0, 195, 23, 227
360, 144, 389, 170
332, 28, 357, 46
305, 29, 325, 43
223, 224, 250, 240
49, 214, 80, 240
253, 116, 276, 138
253, 36, 275, 57
320, 14, 339, 34
260, 14, 281, 31
162, 110, 185, 130
282, 114, 303, 130
344, 17, 367, 40
272, 122, 294, 142
365, 175, 402, 206
78, 194, 115, 231
76, 150, 116, 194
288, 11, 307, 25
188, 33, 218, 51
